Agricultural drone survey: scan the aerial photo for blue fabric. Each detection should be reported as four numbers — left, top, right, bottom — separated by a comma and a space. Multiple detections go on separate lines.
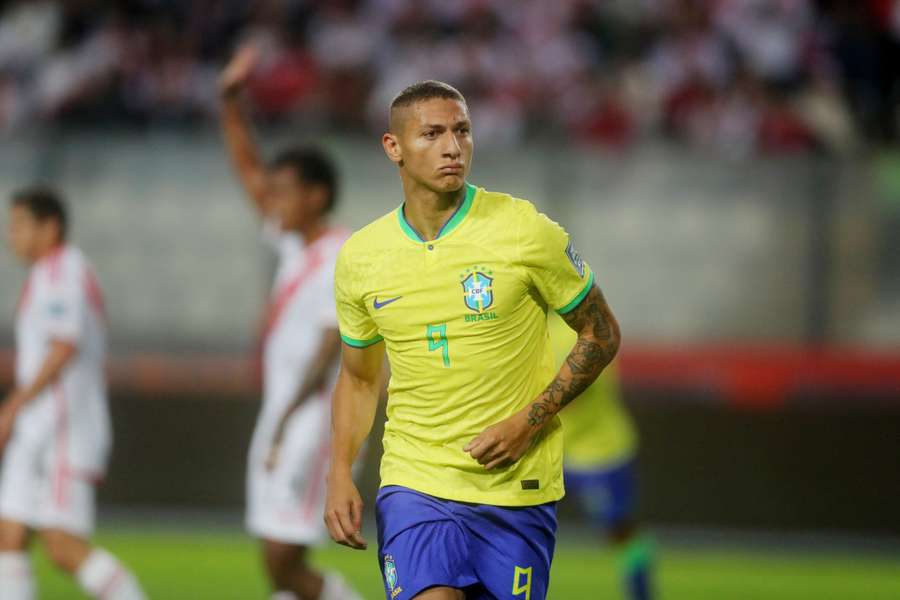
564, 458, 637, 530
628, 564, 652, 600
375, 485, 558, 600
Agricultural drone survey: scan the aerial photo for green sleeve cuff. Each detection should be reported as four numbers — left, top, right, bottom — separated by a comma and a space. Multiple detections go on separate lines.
556, 270, 595, 315
340, 333, 384, 348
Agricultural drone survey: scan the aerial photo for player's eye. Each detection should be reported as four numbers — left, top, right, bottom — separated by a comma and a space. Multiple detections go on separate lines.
457, 126, 470, 135
423, 130, 437, 139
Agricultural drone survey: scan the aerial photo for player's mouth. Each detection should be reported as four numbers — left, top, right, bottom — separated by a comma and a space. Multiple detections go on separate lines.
439, 166, 464, 178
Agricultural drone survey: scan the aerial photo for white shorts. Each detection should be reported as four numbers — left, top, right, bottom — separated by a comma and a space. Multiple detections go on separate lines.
0, 430, 98, 537
246, 395, 331, 546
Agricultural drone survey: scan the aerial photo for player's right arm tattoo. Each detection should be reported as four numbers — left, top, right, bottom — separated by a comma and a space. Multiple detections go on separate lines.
526, 285, 620, 428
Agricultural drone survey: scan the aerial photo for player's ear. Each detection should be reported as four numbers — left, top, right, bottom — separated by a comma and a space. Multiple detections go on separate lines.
382, 132, 403, 166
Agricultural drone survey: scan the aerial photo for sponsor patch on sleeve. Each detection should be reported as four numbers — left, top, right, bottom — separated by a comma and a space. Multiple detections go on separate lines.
565, 239, 585, 277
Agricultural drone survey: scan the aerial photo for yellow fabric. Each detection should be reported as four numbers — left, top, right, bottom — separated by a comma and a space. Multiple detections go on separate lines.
549, 313, 637, 470
335, 183, 593, 506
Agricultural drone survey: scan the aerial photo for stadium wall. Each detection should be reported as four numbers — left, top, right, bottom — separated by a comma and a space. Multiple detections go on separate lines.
0, 130, 896, 348
96, 379, 900, 536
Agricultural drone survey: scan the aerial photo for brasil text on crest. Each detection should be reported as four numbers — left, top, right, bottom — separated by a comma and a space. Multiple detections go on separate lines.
460, 266, 499, 322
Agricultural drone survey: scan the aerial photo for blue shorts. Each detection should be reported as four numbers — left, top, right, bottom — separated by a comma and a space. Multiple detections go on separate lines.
375, 485, 557, 600
564, 457, 637, 530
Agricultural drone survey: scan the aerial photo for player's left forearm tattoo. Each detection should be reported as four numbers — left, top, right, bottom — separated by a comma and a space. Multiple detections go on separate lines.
527, 285, 620, 428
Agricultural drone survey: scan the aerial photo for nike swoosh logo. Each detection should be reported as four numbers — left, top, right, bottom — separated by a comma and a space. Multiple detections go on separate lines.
373, 296, 402, 310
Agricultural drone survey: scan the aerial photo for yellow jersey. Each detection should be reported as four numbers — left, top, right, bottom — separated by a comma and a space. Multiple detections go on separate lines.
548, 313, 637, 471
335, 183, 594, 506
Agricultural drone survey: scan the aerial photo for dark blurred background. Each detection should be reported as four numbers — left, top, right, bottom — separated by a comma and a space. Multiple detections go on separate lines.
0, 0, 899, 539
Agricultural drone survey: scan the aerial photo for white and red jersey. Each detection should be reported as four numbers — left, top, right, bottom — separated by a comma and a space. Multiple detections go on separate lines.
259, 226, 348, 421
247, 225, 349, 544
14, 245, 110, 476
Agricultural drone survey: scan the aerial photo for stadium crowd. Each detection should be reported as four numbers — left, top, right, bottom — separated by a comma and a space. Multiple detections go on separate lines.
0, 0, 897, 154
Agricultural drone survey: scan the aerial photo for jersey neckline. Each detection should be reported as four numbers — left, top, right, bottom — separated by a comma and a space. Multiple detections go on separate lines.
397, 182, 476, 243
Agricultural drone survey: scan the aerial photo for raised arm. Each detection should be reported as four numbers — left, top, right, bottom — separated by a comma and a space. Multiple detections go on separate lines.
465, 285, 620, 470
219, 45, 270, 216
324, 341, 386, 550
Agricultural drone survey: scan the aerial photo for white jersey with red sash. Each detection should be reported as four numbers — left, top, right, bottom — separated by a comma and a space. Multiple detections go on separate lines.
13, 244, 110, 477
259, 226, 347, 421
246, 225, 348, 544
0, 244, 110, 535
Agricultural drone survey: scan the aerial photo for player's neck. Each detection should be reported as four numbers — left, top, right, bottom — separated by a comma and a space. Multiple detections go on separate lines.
401, 180, 465, 242
298, 220, 328, 247
30, 240, 64, 264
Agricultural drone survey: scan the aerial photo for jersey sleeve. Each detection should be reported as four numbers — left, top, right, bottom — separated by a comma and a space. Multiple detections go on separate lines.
334, 243, 382, 347
43, 261, 86, 343
518, 206, 594, 315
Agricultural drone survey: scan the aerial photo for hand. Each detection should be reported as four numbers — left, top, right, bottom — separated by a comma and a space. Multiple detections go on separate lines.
264, 439, 281, 472
324, 468, 367, 550
220, 43, 259, 98
0, 390, 27, 452
265, 411, 291, 471
464, 410, 538, 470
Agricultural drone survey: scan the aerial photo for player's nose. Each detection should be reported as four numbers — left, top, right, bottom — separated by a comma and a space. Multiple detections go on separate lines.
442, 131, 462, 159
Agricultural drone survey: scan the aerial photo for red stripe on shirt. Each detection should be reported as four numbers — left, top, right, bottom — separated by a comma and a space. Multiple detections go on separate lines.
261, 228, 347, 344
260, 249, 325, 344
253, 229, 348, 386
83, 267, 107, 321
52, 384, 70, 509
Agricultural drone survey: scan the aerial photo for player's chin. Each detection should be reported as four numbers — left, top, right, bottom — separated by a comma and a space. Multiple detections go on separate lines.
432, 173, 466, 192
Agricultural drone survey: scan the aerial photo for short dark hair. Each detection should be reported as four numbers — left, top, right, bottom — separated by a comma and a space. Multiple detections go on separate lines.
11, 185, 68, 240
389, 80, 466, 128
269, 147, 339, 214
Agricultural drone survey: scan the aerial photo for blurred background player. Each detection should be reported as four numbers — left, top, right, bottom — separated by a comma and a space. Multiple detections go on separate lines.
219, 45, 363, 600
549, 312, 655, 600
0, 187, 145, 600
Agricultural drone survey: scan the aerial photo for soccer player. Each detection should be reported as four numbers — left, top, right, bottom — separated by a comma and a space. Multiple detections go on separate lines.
0, 187, 146, 600
549, 312, 655, 600
219, 45, 363, 600
326, 80, 621, 600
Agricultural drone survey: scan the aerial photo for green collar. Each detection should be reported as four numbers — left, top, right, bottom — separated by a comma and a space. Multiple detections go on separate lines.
398, 182, 476, 243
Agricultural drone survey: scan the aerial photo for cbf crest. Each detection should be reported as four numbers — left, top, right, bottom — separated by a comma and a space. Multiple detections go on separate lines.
460, 266, 494, 313
384, 554, 402, 598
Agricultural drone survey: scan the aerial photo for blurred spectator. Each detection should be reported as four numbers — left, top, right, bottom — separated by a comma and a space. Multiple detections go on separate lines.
756, 88, 819, 154
0, 0, 891, 152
